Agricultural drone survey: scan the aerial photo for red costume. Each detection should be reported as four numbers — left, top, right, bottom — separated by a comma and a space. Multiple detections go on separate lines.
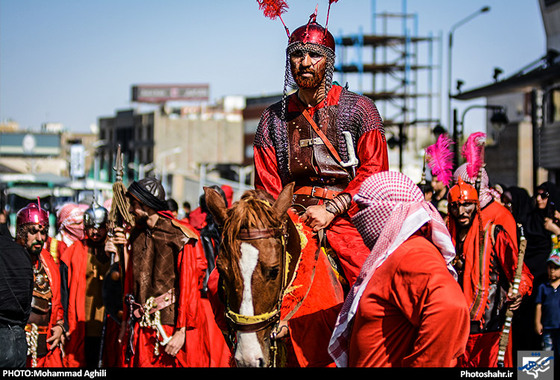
349, 235, 469, 367
122, 212, 211, 367
26, 249, 64, 367
61, 240, 120, 367
330, 171, 467, 367
175, 214, 231, 367
254, 84, 389, 286
448, 179, 533, 367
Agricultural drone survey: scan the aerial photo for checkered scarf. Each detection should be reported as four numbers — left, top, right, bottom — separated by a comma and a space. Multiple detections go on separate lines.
56, 203, 88, 244
328, 171, 457, 367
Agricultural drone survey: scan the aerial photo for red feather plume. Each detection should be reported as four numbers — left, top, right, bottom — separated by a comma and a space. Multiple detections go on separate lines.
325, 0, 340, 29
257, 0, 288, 20
257, 0, 290, 37
425, 133, 454, 187
461, 132, 486, 179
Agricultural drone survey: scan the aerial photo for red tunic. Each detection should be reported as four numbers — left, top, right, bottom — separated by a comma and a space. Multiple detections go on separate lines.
26, 249, 64, 368
61, 240, 120, 367
481, 200, 519, 249
349, 235, 470, 367
254, 85, 389, 286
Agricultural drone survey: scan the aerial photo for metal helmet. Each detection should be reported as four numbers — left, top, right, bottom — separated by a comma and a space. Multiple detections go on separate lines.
83, 203, 108, 229
448, 177, 479, 204
16, 202, 49, 228
288, 20, 335, 53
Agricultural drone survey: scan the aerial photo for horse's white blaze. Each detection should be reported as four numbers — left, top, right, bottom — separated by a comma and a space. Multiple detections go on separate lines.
235, 242, 264, 366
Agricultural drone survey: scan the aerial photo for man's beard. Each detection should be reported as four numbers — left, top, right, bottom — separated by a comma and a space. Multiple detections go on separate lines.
28, 240, 44, 256
294, 69, 325, 89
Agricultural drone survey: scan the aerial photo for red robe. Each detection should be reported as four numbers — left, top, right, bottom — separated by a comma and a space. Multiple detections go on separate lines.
122, 215, 211, 367
175, 215, 231, 367
254, 85, 389, 286
481, 200, 519, 249
27, 249, 64, 368
348, 234, 470, 367
61, 240, 120, 367
450, 216, 533, 367
45, 236, 67, 265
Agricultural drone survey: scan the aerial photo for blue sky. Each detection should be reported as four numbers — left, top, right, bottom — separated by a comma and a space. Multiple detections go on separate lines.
0, 0, 546, 133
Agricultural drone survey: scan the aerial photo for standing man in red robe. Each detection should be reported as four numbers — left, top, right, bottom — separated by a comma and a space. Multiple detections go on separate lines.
447, 178, 533, 367
108, 177, 210, 367
62, 202, 120, 367
253, 4, 389, 287
329, 171, 469, 367
15, 202, 65, 367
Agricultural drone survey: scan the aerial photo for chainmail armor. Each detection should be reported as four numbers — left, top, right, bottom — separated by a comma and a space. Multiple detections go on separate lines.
255, 86, 385, 186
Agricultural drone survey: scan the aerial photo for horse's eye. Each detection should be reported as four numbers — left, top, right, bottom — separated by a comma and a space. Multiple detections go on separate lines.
266, 267, 280, 280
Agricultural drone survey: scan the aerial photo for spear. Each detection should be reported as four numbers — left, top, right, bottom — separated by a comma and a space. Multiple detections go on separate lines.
497, 225, 527, 367
98, 144, 134, 366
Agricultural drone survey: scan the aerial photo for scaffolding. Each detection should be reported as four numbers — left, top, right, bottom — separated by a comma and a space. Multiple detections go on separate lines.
334, 0, 442, 172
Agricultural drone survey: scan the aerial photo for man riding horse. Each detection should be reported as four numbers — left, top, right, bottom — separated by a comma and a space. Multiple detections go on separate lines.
253, 1, 389, 289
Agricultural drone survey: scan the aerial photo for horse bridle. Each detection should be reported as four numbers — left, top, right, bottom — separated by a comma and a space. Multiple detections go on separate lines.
222, 214, 293, 367
224, 221, 290, 333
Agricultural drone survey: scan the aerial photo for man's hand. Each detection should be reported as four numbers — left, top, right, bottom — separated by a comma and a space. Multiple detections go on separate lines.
300, 204, 335, 232
47, 324, 64, 350
165, 327, 186, 357
507, 289, 523, 311
105, 227, 127, 255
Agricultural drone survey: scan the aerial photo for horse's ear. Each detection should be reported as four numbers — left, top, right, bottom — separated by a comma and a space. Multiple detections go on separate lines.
204, 186, 228, 226
272, 182, 294, 218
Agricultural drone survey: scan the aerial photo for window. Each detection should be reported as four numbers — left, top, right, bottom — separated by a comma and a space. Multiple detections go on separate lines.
548, 88, 560, 123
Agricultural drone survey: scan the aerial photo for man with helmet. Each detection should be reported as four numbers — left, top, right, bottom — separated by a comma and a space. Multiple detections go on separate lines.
107, 177, 210, 367
447, 178, 533, 367
253, 6, 389, 288
62, 202, 120, 367
14, 202, 65, 367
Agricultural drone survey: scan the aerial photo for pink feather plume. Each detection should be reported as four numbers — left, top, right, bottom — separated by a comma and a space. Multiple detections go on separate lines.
461, 132, 486, 179
425, 133, 454, 187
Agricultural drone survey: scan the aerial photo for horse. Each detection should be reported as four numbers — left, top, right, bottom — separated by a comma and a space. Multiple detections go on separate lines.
204, 183, 345, 367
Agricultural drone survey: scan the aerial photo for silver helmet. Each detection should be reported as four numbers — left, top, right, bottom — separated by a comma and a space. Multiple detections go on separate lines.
83, 203, 108, 229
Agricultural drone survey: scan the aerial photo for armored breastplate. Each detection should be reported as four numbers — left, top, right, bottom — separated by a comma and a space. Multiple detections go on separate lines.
286, 106, 350, 187
29, 262, 52, 326
27, 261, 52, 358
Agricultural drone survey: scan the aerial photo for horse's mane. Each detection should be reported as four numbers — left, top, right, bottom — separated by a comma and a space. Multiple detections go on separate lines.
222, 189, 283, 246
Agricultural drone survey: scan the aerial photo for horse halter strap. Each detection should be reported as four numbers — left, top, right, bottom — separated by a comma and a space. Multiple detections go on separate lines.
225, 210, 290, 333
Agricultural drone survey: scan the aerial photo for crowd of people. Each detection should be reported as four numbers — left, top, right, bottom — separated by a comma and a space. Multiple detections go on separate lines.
0, 181, 235, 368
1, 1, 559, 369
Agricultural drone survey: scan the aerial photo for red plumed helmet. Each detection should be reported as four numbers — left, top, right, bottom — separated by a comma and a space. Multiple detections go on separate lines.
16, 202, 49, 227
448, 177, 478, 204
289, 20, 335, 52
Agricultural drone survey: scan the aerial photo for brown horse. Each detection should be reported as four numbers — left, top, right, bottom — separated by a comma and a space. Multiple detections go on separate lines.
204, 183, 345, 367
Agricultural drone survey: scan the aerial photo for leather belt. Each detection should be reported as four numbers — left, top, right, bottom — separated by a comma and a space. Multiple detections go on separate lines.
25, 324, 49, 334
132, 289, 175, 319
294, 186, 340, 200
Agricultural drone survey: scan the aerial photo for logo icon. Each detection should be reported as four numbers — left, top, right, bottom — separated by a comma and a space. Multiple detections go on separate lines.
517, 351, 554, 380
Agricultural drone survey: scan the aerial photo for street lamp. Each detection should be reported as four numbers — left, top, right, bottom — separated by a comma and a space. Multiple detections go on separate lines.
452, 104, 508, 167
447, 6, 491, 131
